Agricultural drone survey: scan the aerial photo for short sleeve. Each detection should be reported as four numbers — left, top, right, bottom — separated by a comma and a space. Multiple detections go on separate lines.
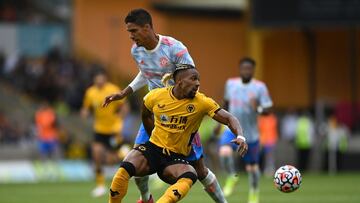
199, 94, 221, 117
143, 90, 155, 111
224, 80, 231, 101
172, 41, 195, 66
258, 83, 273, 108
130, 44, 139, 65
82, 89, 92, 109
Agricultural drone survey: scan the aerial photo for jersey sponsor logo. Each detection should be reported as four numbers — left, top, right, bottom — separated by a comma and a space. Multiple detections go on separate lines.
186, 104, 195, 113
160, 114, 169, 122
160, 115, 188, 130
160, 57, 169, 67
170, 116, 188, 124
160, 123, 186, 130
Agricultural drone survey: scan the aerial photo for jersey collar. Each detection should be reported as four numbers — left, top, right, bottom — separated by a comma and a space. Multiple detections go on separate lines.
169, 86, 178, 100
240, 78, 253, 86
144, 34, 163, 53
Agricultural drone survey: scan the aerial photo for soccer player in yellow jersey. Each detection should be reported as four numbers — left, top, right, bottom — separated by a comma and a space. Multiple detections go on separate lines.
81, 71, 129, 197
108, 64, 248, 203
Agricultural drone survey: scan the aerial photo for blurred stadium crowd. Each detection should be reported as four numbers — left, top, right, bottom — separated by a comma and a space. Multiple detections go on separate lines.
0, 47, 96, 155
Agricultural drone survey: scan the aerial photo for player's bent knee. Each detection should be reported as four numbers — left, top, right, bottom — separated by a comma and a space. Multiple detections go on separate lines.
178, 171, 198, 185
219, 146, 233, 156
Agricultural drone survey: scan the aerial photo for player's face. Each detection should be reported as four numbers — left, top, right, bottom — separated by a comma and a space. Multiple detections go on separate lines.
126, 22, 150, 46
239, 62, 254, 83
94, 74, 107, 88
180, 69, 200, 99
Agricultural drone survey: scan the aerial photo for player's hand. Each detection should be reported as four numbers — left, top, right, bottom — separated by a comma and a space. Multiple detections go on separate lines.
230, 138, 248, 157
103, 93, 123, 107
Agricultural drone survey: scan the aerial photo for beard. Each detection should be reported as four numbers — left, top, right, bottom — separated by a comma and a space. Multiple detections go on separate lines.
187, 90, 197, 98
241, 77, 252, 84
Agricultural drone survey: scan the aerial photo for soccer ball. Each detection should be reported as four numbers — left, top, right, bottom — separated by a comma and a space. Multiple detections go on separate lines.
274, 165, 302, 193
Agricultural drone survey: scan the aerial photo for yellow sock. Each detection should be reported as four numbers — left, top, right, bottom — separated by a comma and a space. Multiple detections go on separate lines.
157, 178, 193, 203
108, 168, 130, 203
96, 172, 105, 186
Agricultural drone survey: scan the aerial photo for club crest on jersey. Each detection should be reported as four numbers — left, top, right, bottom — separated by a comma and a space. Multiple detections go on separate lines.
186, 104, 195, 113
160, 57, 169, 67
160, 114, 169, 122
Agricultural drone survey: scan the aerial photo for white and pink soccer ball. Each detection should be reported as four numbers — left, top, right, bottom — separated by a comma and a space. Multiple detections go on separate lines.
274, 165, 302, 193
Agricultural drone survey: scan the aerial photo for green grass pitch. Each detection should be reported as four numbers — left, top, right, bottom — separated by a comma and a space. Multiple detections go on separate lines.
1, 173, 360, 203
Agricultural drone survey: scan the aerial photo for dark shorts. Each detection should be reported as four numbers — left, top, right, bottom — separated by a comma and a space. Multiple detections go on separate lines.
135, 123, 204, 161
94, 132, 119, 151
134, 141, 191, 183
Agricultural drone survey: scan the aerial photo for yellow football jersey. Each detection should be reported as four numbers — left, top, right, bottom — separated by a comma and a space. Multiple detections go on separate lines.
83, 83, 124, 134
144, 87, 221, 156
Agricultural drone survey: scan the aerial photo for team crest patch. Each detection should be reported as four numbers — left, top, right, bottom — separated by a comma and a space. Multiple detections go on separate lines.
160, 57, 169, 67
138, 146, 146, 151
186, 104, 195, 113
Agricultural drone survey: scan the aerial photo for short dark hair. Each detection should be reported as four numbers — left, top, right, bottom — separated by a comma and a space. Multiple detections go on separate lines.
92, 69, 107, 79
125, 8, 153, 28
173, 64, 195, 81
239, 57, 256, 67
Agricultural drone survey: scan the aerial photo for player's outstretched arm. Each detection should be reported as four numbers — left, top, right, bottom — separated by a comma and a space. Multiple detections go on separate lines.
103, 71, 148, 107
141, 103, 154, 136
212, 109, 248, 157
102, 86, 133, 107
